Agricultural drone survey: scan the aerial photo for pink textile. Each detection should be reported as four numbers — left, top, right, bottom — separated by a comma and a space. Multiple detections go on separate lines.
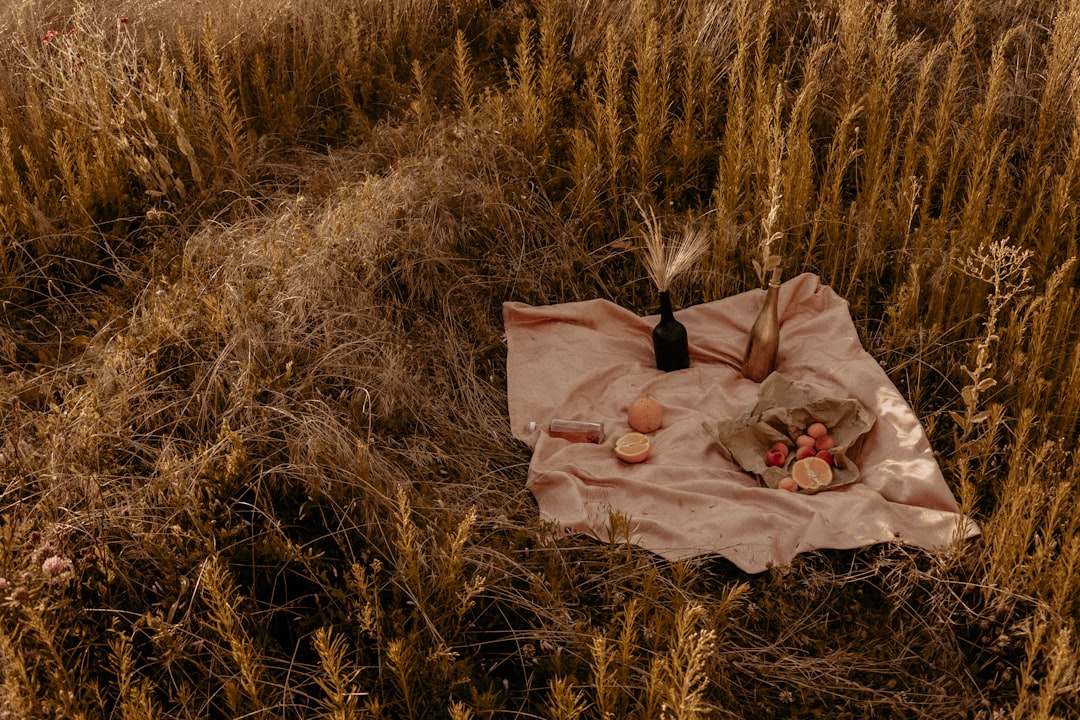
503, 273, 979, 573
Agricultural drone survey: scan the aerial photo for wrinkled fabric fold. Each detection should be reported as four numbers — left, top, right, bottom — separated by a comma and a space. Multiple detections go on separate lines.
504, 273, 979, 573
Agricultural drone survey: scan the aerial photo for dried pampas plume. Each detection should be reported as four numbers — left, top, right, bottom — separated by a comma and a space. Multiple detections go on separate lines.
636, 199, 712, 292
754, 167, 784, 285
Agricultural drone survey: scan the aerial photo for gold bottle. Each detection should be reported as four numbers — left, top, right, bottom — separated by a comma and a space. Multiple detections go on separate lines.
742, 265, 782, 382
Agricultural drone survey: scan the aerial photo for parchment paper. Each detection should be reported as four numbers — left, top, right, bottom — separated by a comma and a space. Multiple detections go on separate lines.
707, 373, 876, 490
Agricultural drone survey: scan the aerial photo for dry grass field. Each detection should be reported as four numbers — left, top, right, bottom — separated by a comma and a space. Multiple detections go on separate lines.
1, 0, 1079, 717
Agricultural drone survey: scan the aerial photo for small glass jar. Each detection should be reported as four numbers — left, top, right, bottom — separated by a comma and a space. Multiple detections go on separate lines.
526, 419, 605, 443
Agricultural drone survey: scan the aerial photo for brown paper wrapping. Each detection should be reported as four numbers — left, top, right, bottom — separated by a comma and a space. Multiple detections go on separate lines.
707, 373, 876, 491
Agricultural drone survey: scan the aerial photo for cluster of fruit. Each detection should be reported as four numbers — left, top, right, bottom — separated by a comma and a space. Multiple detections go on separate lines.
765, 421, 835, 467
608, 402, 841, 495
766, 422, 838, 493
614, 397, 663, 463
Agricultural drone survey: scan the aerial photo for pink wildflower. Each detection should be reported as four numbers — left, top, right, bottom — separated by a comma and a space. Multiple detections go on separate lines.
41, 554, 69, 576
42, 29, 58, 43
120, 17, 129, 24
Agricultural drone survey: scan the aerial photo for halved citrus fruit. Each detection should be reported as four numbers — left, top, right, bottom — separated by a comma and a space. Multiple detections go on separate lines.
614, 432, 651, 463
627, 397, 663, 433
791, 456, 833, 491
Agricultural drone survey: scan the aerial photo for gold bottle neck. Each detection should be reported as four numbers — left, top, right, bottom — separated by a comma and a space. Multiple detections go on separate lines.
768, 266, 783, 288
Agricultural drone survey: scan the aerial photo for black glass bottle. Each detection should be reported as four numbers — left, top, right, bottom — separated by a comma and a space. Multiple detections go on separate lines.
653, 290, 690, 371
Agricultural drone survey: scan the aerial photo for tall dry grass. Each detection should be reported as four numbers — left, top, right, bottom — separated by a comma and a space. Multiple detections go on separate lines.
2, 0, 1079, 718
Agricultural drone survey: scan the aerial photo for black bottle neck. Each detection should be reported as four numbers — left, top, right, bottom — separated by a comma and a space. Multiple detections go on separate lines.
658, 290, 674, 319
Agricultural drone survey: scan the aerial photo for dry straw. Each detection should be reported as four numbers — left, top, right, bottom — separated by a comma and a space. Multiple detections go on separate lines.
636, 198, 712, 292
4, 0, 1080, 718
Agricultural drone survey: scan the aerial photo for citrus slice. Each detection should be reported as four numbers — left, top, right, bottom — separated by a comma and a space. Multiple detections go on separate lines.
791, 456, 833, 491
627, 397, 663, 433
614, 432, 651, 463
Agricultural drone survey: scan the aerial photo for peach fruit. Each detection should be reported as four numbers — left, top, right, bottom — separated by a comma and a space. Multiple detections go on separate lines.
814, 434, 836, 452
765, 442, 788, 467
627, 397, 663, 433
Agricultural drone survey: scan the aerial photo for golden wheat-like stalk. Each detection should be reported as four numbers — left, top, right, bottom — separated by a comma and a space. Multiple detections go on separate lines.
755, 92, 784, 286
642, 603, 716, 720
631, 12, 670, 193
449, 700, 476, 720
545, 675, 585, 720
636, 199, 711, 293
200, 555, 266, 716
0, 623, 34, 720
385, 638, 419, 720
202, 18, 249, 173
587, 634, 618, 720
314, 626, 360, 720
537, 0, 566, 139
109, 632, 162, 720
595, 25, 626, 188
453, 30, 475, 118
509, 18, 544, 158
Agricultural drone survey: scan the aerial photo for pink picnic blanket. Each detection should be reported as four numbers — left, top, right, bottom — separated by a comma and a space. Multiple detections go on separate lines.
503, 273, 979, 573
